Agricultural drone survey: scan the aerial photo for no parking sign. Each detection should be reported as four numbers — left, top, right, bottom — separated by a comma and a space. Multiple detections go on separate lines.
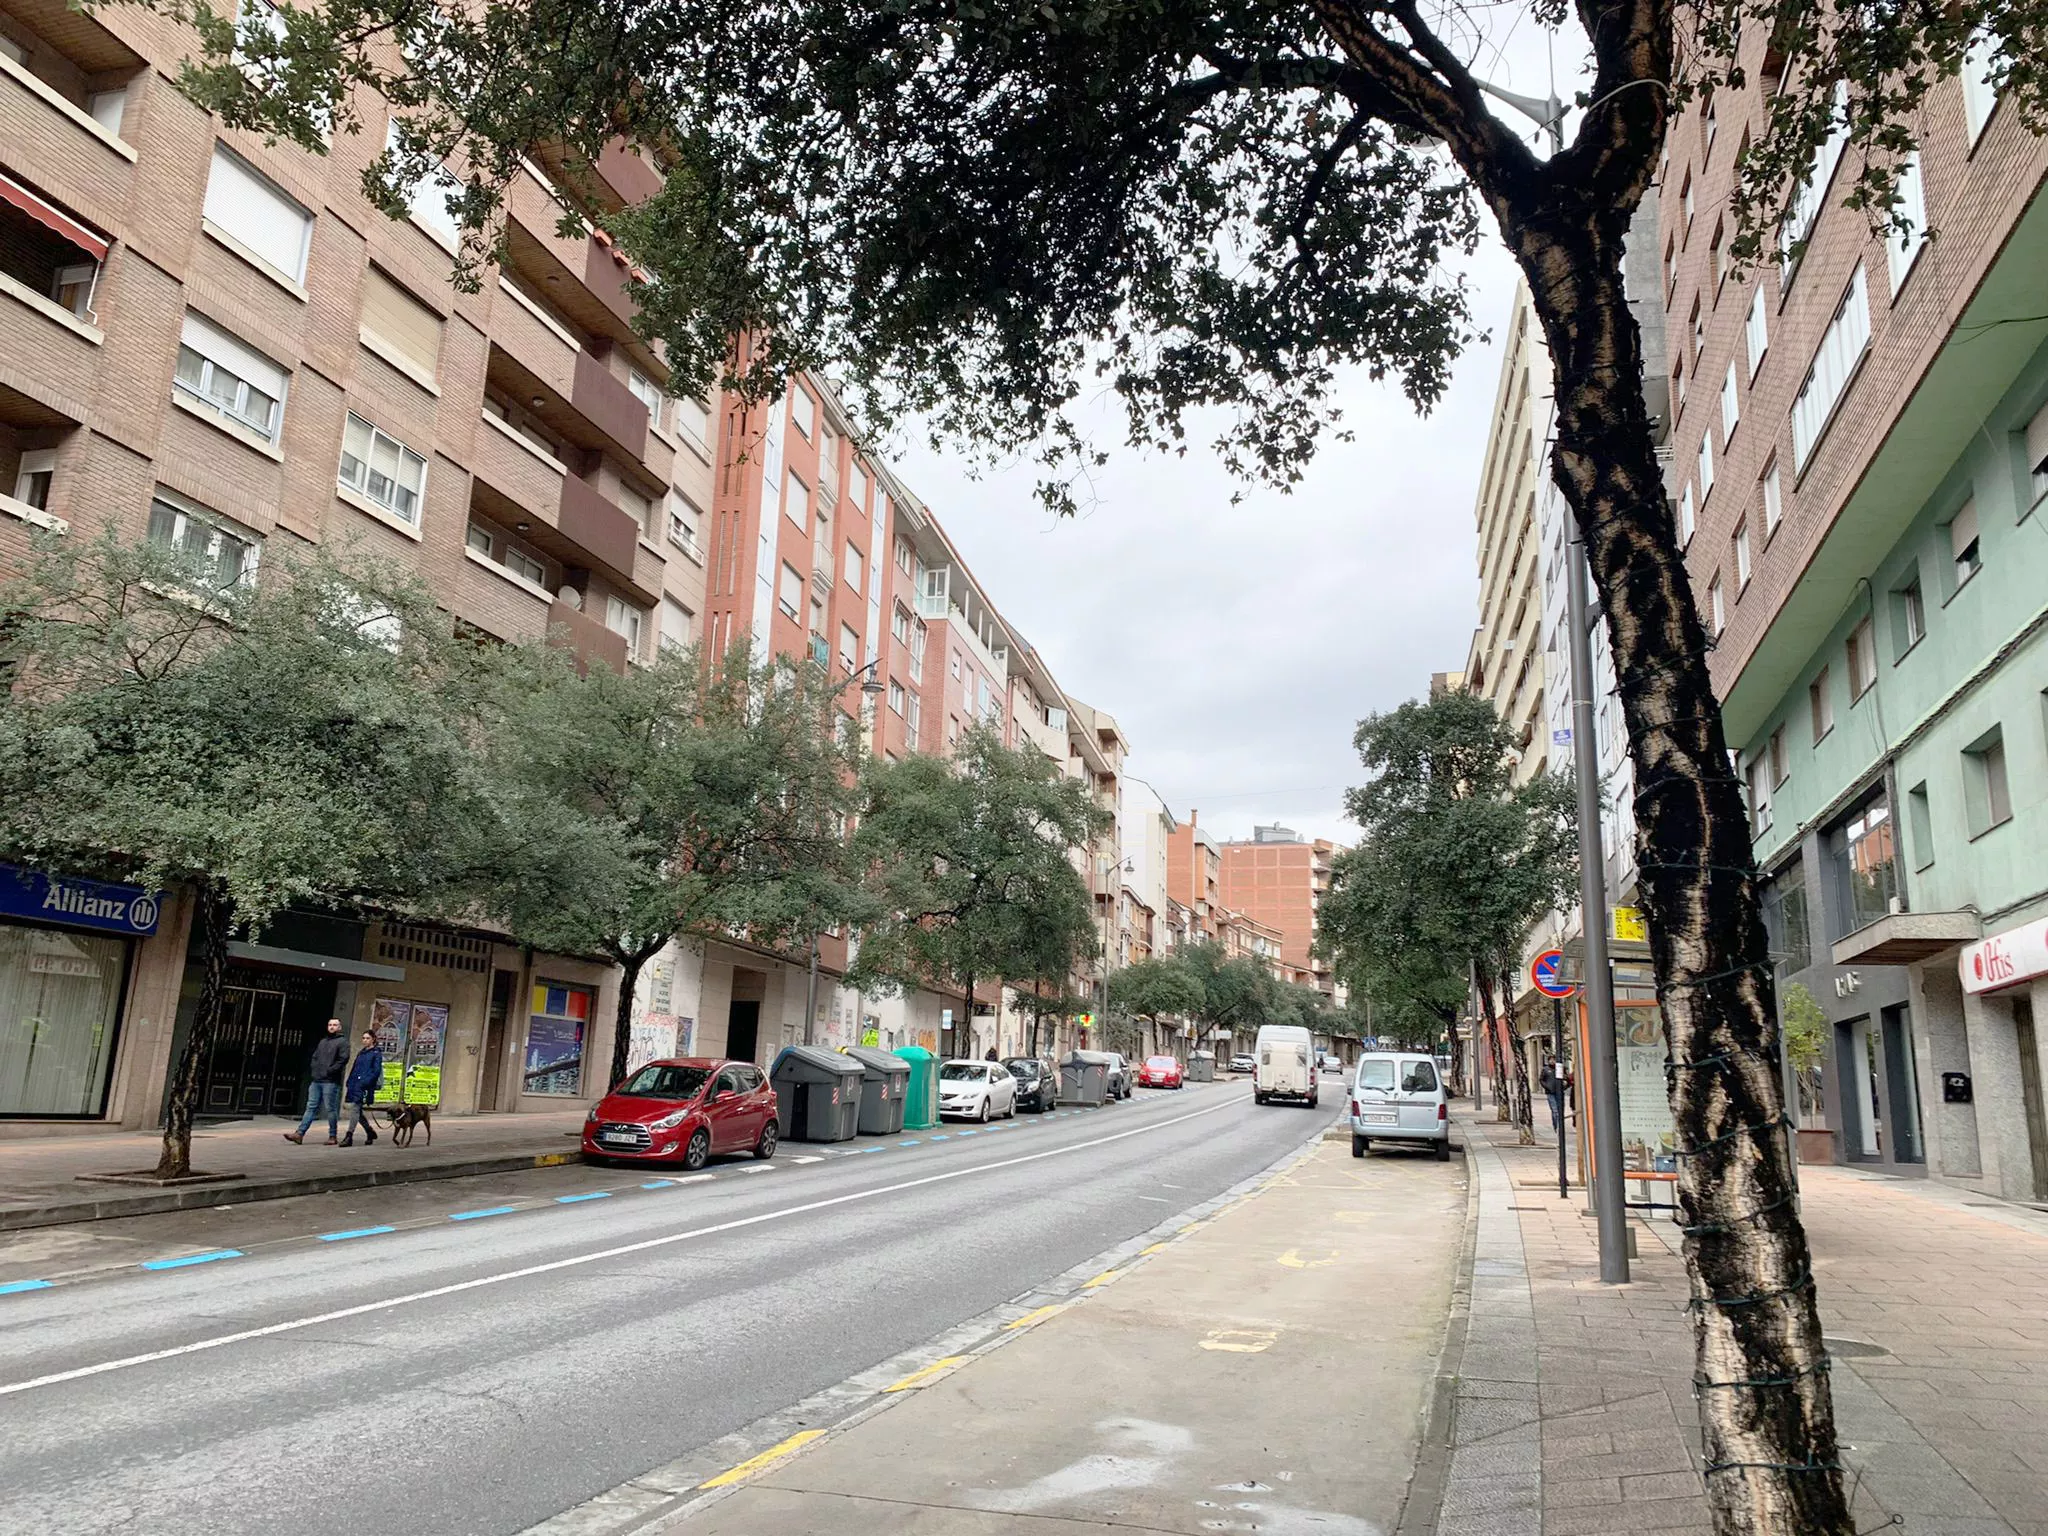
1530, 949, 1574, 999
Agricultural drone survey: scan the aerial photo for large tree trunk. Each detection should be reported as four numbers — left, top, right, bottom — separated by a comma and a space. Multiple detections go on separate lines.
961, 969, 974, 1058
1476, 970, 1511, 1122
1505, 965, 1537, 1146
608, 948, 652, 1090
153, 881, 230, 1180
1520, 225, 1850, 1532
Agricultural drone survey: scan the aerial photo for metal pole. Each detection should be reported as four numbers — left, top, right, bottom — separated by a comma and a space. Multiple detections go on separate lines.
1553, 995, 1568, 1199
803, 929, 820, 1047
1567, 519, 1629, 1282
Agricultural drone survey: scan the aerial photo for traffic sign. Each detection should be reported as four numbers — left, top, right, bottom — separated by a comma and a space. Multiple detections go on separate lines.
1530, 949, 1574, 999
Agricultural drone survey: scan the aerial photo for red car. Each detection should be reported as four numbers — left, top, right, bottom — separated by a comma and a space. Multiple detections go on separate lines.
1136, 1055, 1185, 1089
583, 1058, 778, 1169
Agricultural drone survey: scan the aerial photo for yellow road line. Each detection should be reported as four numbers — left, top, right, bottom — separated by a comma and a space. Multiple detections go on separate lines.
697, 1430, 825, 1488
1005, 1304, 1064, 1331
883, 1355, 969, 1392
1082, 1267, 1122, 1288
1140, 1242, 1168, 1256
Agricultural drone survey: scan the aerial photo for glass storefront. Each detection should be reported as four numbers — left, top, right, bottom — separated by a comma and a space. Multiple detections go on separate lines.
0, 920, 130, 1117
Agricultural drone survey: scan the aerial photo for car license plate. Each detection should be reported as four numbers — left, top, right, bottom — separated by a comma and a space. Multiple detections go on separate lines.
599, 1132, 635, 1144
1364, 1112, 1396, 1125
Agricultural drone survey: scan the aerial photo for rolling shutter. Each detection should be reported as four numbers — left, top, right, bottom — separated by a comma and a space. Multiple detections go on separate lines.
359, 266, 443, 381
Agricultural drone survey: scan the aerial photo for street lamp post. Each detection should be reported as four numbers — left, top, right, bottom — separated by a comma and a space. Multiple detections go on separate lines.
803, 657, 887, 1048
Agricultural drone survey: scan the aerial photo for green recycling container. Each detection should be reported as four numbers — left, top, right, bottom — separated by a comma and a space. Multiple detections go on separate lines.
897, 1045, 939, 1130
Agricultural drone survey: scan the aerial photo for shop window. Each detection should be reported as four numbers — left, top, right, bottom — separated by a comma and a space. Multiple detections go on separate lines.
0, 920, 130, 1116
524, 983, 590, 1095
1762, 860, 1812, 980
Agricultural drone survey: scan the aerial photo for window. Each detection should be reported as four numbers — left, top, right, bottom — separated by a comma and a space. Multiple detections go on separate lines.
12, 449, 55, 510
1838, 797, 1898, 932
386, 122, 461, 248
147, 489, 260, 586
791, 385, 816, 440
1907, 782, 1935, 871
1678, 483, 1696, 545
895, 538, 913, 575
848, 460, 870, 510
1721, 362, 1740, 442
1782, 82, 1849, 271
1964, 30, 2000, 141
1746, 285, 1769, 379
950, 649, 962, 681
2025, 400, 2048, 512
660, 596, 693, 655
203, 145, 312, 284
173, 313, 287, 443
667, 491, 703, 557
1681, 169, 1694, 234
838, 621, 859, 672
1761, 459, 1783, 541
627, 368, 664, 431
887, 678, 905, 715
1690, 294, 1703, 359
1746, 754, 1773, 833
675, 395, 711, 454
358, 266, 442, 383
1847, 615, 1877, 699
1763, 862, 1812, 981
1769, 725, 1789, 787
844, 541, 863, 592
784, 468, 808, 527
1963, 727, 2012, 834
1948, 500, 1981, 589
778, 562, 802, 620
466, 522, 493, 556
906, 691, 922, 745
1710, 220, 1728, 289
1734, 519, 1753, 589
1892, 573, 1925, 655
0, 172, 107, 324
0, 921, 129, 1116
604, 595, 644, 658
1673, 354, 1686, 408
617, 484, 655, 540
891, 603, 912, 645
337, 413, 427, 524
1888, 151, 1927, 291
1792, 265, 1870, 469
1698, 433, 1715, 502
1709, 573, 1726, 635
909, 618, 927, 682
1809, 668, 1835, 742
505, 545, 544, 586
1703, 98, 1718, 155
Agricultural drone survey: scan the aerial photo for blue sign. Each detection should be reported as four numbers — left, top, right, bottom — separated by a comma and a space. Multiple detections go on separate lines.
0, 862, 161, 936
1530, 948, 1574, 999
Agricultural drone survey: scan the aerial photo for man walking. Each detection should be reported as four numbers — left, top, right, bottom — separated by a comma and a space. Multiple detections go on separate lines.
285, 1019, 350, 1145
1539, 1059, 1566, 1138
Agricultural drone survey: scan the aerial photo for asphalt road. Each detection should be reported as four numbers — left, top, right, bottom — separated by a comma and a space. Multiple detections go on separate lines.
0, 1080, 1340, 1535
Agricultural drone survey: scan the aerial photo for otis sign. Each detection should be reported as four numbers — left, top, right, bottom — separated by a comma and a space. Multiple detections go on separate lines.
0, 862, 161, 936
1959, 919, 2048, 997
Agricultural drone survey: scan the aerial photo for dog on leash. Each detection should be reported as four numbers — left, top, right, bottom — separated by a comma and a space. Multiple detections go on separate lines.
379, 1102, 434, 1148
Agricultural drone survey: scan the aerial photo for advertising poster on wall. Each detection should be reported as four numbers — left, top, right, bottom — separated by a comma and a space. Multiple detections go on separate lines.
371, 997, 410, 1101
405, 1003, 448, 1105
525, 984, 590, 1095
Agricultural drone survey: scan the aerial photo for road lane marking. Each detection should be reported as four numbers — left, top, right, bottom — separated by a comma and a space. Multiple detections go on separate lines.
640, 1180, 676, 1189
0, 1281, 53, 1296
739, 1165, 775, 1174
1277, 1249, 1337, 1269
1004, 1304, 1063, 1331
1201, 1329, 1278, 1353
1082, 1268, 1122, 1288
449, 1206, 519, 1222
555, 1192, 613, 1204
140, 1251, 243, 1271
883, 1355, 968, 1392
1140, 1242, 1168, 1255
696, 1430, 826, 1488
317, 1227, 396, 1242
792, 1156, 823, 1164
0, 1091, 1246, 1398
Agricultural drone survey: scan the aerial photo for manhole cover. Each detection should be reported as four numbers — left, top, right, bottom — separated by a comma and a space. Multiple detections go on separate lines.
1824, 1337, 1891, 1359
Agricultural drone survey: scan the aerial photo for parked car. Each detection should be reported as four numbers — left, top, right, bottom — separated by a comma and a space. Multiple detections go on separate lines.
1003, 1056, 1060, 1113
939, 1059, 1018, 1121
1136, 1054, 1185, 1089
1100, 1052, 1134, 1100
1254, 1024, 1318, 1107
1349, 1051, 1451, 1160
583, 1058, 778, 1170
1229, 1053, 1257, 1075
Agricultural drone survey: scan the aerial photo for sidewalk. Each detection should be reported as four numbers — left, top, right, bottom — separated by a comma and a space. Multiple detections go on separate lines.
1435, 1103, 2048, 1535
664, 1135, 1469, 1535
0, 1110, 588, 1230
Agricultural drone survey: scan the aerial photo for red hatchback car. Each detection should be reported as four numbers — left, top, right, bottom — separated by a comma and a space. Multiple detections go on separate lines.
583, 1058, 778, 1169
1136, 1055, 1185, 1089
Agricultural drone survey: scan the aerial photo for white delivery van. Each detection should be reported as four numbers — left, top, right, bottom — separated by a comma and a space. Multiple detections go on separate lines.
1348, 1051, 1451, 1160
1253, 1024, 1318, 1107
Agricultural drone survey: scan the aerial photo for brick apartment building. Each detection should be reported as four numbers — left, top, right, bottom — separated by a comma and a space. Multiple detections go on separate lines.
0, 0, 1129, 1128
1663, 37, 2048, 1196
1217, 825, 1339, 995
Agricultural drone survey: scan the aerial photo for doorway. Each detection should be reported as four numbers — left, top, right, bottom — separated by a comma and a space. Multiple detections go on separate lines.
1879, 1005, 1925, 1165
2014, 997, 2048, 1201
198, 970, 329, 1116
1837, 1017, 1883, 1160
727, 1002, 761, 1065
478, 968, 517, 1113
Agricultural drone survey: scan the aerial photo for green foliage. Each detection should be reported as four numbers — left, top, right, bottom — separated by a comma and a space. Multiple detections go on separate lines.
1779, 982, 1827, 1075
1108, 955, 1206, 1021
849, 724, 1104, 1016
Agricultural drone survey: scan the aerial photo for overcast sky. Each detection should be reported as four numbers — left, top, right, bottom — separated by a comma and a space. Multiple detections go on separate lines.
888, 25, 1569, 847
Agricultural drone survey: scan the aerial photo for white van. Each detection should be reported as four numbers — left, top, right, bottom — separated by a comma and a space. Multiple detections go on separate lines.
1348, 1051, 1451, 1160
1253, 1024, 1318, 1107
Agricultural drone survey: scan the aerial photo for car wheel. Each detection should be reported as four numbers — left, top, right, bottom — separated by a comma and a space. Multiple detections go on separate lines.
1352, 1134, 1368, 1158
978, 1098, 991, 1123
1254, 1092, 1267, 1105
682, 1128, 711, 1171
1434, 1138, 1452, 1162
754, 1120, 778, 1160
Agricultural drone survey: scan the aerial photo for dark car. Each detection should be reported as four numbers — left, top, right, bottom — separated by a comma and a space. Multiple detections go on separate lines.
1003, 1056, 1060, 1113
1102, 1052, 1134, 1100
583, 1058, 779, 1170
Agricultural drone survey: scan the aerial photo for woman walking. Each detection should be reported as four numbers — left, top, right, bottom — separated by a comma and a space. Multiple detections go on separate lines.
340, 1029, 383, 1146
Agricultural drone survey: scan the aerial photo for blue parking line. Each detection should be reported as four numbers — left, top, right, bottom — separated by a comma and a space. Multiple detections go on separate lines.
141, 1250, 243, 1271
317, 1225, 395, 1242
957, 1130, 978, 1137
929, 1134, 950, 1141
449, 1206, 518, 1222
862, 1146, 886, 1153
641, 1179, 676, 1189
555, 1191, 613, 1204
0, 1279, 53, 1295
899, 1139, 921, 1146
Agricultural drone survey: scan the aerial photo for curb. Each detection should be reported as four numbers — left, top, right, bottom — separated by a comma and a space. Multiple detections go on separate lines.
1393, 1115, 1480, 1536
0, 1151, 580, 1233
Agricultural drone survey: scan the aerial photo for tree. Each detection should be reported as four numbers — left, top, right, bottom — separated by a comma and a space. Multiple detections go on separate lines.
0, 534, 487, 1177
850, 725, 1104, 1057
1108, 955, 1205, 1049
475, 643, 865, 1090
1317, 692, 1578, 1146
1780, 982, 1828, 1125
1174, 941, 1273, 1046
162, 0, 2047, 1518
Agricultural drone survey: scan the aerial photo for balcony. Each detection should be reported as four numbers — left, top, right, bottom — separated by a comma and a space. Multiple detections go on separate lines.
484, 327, 655, 483
557, 471, 639, 576
471, 418, 660, 604
572, 348, 648, 463
0, 5, 142, 215
526, 137, 663, 215
547, 596, 629, 675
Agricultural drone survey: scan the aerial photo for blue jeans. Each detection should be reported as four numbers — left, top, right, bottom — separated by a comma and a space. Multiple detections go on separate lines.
297, 1081, 342, 1138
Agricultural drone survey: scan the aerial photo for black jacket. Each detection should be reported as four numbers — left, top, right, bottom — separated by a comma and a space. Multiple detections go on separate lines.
308, 1034, 350, 1084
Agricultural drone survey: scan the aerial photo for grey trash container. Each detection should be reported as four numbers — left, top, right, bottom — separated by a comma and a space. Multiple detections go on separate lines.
843, 1046, 911, 1136
1059, 1049, 1112, 1107
1187, 1050, 1216, 1083
770, 1046, 864, 1142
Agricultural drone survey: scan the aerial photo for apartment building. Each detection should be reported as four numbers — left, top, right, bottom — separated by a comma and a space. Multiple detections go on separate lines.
1166, 814, 1224, 945
1664, 39, 2048, 1196
1217, 825, 1339, 995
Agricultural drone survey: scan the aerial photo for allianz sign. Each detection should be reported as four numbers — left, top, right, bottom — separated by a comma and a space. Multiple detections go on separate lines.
0, 862, 162, 936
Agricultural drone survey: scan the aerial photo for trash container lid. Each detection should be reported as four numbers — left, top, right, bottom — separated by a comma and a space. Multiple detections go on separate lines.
843, 1046, 911, 1078
769, 1045, 866, 1081
895, 1045, 936, 1063
1062, 1049, 1114, 1067
1190, 1050, 1215, 1060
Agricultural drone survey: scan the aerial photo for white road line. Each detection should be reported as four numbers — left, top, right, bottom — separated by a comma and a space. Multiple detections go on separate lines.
0, 1092, 1247, 1398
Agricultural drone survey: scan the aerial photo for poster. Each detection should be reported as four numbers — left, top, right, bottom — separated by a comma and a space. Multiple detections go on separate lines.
371, 998, 411, 1102
525, 983, 590, 1095
1616, 1009, 1677, 1173
405, 1003, 448, 1105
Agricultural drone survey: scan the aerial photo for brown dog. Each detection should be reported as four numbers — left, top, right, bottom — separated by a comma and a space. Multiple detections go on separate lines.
379, 1102, 434, 1148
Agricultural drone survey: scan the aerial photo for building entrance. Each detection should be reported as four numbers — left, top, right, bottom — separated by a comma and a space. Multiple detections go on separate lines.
197, 969, 331, 1117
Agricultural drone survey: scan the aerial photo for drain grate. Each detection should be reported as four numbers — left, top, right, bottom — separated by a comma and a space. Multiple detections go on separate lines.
1824, 1336, 1891, 1359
